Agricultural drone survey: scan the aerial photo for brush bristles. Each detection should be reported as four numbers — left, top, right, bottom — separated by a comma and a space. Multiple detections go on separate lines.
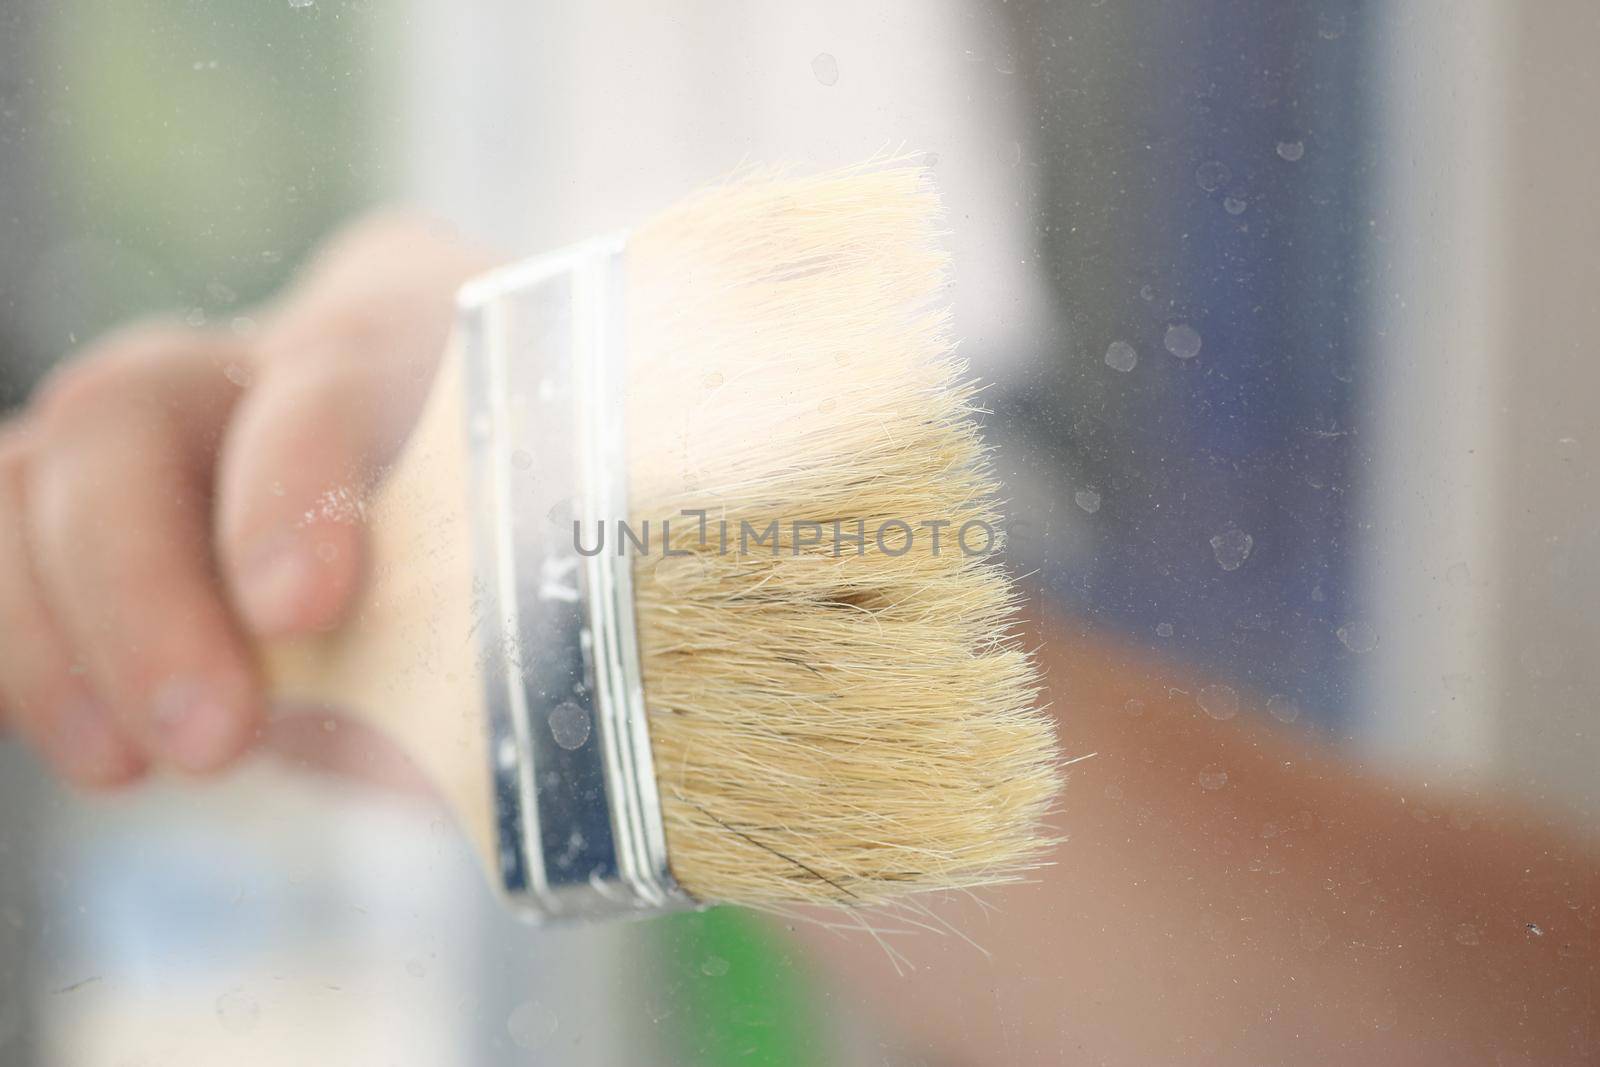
623, 164, 1060, 910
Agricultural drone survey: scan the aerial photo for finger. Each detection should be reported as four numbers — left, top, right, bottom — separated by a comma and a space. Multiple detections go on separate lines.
215, 360, 397, 637
218, 215, 486, 638
0, 422, 146, 787
27, 330, 261, 773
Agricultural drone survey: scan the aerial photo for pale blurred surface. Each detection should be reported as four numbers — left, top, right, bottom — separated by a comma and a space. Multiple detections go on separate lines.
2, 2, 1599, 1064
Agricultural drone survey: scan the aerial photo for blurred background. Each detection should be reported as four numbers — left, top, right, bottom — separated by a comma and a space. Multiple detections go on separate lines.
1, 0, 1596, 1063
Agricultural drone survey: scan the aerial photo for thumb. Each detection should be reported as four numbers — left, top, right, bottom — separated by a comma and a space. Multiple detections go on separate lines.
216, 358, 407, 638
216, 212, 494, 638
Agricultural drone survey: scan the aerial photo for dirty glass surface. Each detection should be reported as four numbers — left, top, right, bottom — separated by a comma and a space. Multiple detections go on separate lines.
1, 2, 1596, 1064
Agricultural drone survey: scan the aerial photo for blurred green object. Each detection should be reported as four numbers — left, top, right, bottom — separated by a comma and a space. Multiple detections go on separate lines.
42, 0, 386, 339
653, 908, 831, 1067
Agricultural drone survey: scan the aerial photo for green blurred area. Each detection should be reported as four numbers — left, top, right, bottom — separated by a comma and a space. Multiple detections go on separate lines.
651, 908, 833, 1067
29, 0, 392, 354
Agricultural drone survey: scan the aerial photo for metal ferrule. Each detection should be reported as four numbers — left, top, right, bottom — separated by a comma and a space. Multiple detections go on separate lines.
456, 237, 691, 922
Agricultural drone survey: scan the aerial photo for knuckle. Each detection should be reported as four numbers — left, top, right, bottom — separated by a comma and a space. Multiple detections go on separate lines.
317, 209, 452, 267
247, 361, 370, 439
0, 421, 31, 473
34, 356, 141, 431
259, 303, 389, 373
24, 462, 98, 553
82, 319, 219, 366
287, 350, 370, 398
34, 321, 246, 432
22, 433, 149, 559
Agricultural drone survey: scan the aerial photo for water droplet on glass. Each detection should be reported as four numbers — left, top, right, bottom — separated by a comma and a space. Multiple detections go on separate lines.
314, 541, 338, 563
321, 719, 338, 733
1317, 12, 1347, 39
506, 1001, 558, 1050
546, 496, 574, 530
1198, 765, 1229, 791
700, 955, 731, 977
1337, 621, 1378, 654
511, 449, 533, 472
811, 52, 839, 86
1074, 489, 1101, 514
1156, 622, 1174, 638
1198, 684, 1240, 721
1210, 528, 1253, 571
1104, 340, 1138, 372
701, 371, 725, 389
548, 702, 591, 750
1123, 698, 1146, 717
1103, 783, 1124, 801
1164, 323, 1203, 360
1266, 694, 1300, 724
215, 989, 260, 1034
1195, 160, 1231, 192
1445, 561, 1472, 587
1276, 140, 1306, 162
1452, 922, 1482, 946
222, 362, 252, 388
288, 0, 313, 7
405, 957, 427, 977
1222, 196, 1247, 215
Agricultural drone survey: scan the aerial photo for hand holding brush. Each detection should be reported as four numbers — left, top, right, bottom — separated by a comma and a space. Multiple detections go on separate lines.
0, 164, 1062, 919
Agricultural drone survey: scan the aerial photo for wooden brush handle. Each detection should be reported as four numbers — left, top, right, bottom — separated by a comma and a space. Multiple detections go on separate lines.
257, 348, 495, 863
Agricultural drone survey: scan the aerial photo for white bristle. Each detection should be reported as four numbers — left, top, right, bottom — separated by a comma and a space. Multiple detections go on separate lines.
623, 164, 1061, 909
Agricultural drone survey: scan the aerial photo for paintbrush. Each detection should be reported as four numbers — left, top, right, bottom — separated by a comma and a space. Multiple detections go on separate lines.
261, 163, 1060, 921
